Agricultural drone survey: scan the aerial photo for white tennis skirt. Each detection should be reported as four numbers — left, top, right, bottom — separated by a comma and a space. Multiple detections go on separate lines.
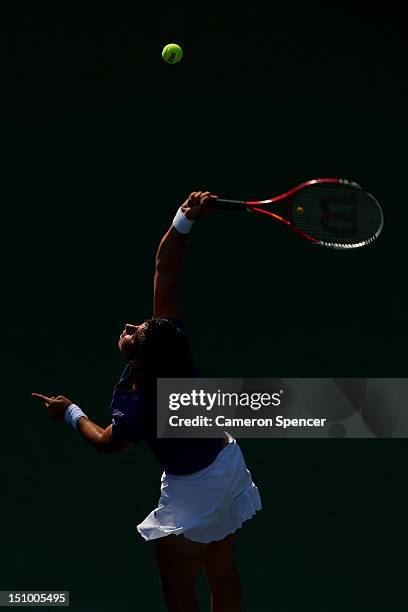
137, 435, 262, 543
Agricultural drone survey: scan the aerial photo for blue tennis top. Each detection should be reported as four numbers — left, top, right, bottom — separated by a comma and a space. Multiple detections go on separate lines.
110, 319, 225, 475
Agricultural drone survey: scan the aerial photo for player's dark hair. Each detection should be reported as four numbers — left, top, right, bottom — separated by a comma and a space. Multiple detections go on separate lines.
135, 317, 194, 378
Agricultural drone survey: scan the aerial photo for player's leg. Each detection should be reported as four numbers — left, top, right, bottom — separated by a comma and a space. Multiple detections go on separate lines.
204, 532, 241, 612
155, 534, 208, 612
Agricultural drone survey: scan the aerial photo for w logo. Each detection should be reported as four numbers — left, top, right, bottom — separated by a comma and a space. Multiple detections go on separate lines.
320, 195, 358, 236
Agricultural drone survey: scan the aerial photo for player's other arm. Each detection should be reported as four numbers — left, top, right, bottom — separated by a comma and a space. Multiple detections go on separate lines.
77, 419, 133, 453
31, 393, 132, 453
154, 190, 218, 318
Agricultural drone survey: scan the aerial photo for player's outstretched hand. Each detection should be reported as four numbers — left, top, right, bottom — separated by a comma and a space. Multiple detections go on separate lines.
31, 393, 73, 421
181, 191, 218, 220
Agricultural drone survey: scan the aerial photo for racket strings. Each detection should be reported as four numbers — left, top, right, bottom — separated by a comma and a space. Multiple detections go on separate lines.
291, 185, 383, 247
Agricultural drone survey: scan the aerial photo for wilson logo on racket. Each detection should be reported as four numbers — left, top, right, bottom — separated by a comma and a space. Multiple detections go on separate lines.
319, 194, 358, 237
208, 178, 383, 250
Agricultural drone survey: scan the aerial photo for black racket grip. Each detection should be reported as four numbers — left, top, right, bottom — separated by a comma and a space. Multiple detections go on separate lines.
207, 198, 248, 212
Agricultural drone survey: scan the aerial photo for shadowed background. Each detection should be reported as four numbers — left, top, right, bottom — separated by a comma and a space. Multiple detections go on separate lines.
2, 6, 407, 611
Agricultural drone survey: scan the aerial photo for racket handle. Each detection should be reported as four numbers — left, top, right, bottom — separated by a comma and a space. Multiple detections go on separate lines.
207, 198, 247, 212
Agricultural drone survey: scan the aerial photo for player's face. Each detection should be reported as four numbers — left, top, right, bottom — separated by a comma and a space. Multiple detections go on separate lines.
118, 322, 146, 362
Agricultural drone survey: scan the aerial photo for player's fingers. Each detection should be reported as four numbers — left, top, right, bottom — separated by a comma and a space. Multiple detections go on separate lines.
189, 193, 204, 206
31, 392, 52, 403
201, 193, 217, 205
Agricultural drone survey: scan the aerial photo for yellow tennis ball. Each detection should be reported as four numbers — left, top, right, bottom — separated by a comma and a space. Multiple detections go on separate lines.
162, 43, 183, 64
296, 206, 304, 214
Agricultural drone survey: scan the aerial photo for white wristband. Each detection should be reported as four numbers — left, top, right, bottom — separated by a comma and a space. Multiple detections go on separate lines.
65, 403, 88, 430
172, 207, 194, 234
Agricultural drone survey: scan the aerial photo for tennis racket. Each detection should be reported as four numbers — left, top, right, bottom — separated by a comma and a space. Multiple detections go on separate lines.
208, 178, 384, 249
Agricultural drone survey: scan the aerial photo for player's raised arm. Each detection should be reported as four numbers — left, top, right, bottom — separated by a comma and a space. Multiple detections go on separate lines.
153, 190, 218, 318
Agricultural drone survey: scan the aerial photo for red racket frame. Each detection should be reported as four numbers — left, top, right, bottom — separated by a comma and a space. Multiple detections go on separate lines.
244, 178, 346, 244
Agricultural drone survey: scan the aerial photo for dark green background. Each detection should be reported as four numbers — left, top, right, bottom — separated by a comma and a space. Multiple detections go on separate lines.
2, 7, 407, 611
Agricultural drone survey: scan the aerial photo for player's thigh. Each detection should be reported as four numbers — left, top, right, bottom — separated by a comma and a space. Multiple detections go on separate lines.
155, 534, 208, 590
204, 532, 238, 587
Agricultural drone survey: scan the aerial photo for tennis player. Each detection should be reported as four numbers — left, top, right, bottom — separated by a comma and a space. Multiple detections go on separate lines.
32, 191, 262, 612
